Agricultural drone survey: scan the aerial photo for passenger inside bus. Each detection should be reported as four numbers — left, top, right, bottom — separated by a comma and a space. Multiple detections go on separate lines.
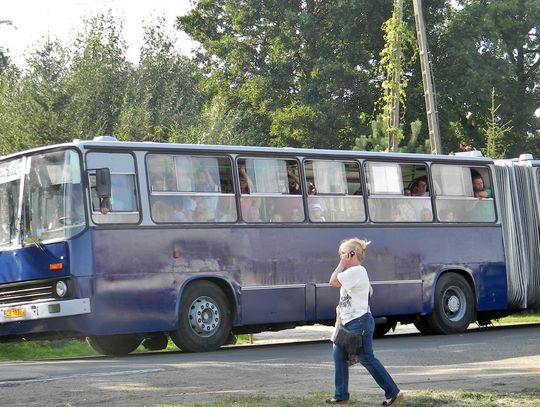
310, 203, 326, 222
151, 198, 173, 222
238, 164, 252, 194
99, 197, 110, 214
194, 168, 219, 192
150, 175, 168, 192
472, 173, 492, 199
410, 176, 429, 196
287, 164, 301, 194
193, 203, 209, 222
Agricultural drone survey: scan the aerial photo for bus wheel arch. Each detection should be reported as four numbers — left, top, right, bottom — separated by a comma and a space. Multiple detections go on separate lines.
426, 271, 476, 334
171, 279, 234, 353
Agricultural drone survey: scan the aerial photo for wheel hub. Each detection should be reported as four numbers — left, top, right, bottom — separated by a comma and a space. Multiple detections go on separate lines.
443, 285, 466, 322
447, 295, 460, 313
188, 296, 221, 337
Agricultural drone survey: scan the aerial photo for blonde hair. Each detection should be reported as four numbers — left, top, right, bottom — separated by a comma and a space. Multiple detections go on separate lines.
339, 237, 371, 263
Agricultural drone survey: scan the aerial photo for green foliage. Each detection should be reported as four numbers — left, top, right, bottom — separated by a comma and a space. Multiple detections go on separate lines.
0, 20, 12, 71
378, 0, 417, 151
115, 18, 205, 143
482, 88, 511, 159
0, 2, 539, 156
354, 115, 389, 152
0, 40, 77, 154
178, 0, 390, 149
0, 14, 206, 152
437, 0, 540, 156
64, 13, 132, 139
354, 115, 426, 153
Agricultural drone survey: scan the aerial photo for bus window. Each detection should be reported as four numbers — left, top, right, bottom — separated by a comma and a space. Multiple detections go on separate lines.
87, 152, 140, 224
238, 158, 304, 223
432, 164, 495, 222
304, 160, 365, 222
147, 154, 236, 223
365, 162, 432, 222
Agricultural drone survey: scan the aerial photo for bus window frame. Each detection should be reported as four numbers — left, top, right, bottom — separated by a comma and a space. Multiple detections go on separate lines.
432, 163, 497, 223
146, 152, 237, 224
303, 158, 366, 223
86, 151, 142, 225
237, 156, 305, 224
364, 160, 433, 223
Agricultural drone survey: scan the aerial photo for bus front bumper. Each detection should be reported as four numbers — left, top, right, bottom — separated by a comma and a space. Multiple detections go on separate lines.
0, 298, 91, 324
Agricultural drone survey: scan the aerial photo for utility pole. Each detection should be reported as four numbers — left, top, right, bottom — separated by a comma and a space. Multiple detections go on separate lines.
412, 0, 442, 154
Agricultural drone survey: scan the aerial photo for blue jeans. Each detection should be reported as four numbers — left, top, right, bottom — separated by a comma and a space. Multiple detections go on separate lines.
332, 312, 400, 400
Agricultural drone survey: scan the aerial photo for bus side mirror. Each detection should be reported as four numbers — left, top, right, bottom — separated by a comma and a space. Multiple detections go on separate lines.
95, 168, 111, 198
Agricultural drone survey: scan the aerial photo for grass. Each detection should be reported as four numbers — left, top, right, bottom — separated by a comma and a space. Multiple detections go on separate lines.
0, 315, 538, 361
492, 310, 540, 324
162, 390, 540, 407
0, 338, 96, 360
0, 334, 253, 361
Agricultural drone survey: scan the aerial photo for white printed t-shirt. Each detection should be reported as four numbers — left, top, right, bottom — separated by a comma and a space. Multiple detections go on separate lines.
337, 264, 371, 324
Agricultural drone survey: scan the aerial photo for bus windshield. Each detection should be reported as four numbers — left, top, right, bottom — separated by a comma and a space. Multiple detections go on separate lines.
0, 149, 85, 248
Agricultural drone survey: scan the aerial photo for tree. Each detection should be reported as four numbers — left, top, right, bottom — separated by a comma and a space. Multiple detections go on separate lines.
483, 88, 511, 159
0, 67, 22, 154
178, 0, 391, 149
116, 17, 205, 143
436, 0, 540, 156
64, 14, 132, 139
0, 40, 72, 153
0, 20, 13, 72
353, 115, 427, 153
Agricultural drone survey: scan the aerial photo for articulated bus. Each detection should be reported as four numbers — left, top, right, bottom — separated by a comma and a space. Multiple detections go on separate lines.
0, 137, 539, 355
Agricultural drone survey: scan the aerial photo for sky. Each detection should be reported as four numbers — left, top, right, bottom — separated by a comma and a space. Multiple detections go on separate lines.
1, 0, 197, 68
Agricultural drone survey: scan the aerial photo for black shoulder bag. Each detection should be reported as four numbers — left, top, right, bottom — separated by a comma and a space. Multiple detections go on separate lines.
333, 318, 363, 356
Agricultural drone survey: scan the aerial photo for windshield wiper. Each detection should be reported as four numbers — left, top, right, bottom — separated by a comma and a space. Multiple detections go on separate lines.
27, 235, 46, 252
24, 235, 60, 261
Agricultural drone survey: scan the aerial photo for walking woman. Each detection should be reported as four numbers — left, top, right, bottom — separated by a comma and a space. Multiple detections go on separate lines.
327, 238, 404, 406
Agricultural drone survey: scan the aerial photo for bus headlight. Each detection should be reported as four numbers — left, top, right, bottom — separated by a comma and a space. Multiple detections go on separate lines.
55, 281, 69, 298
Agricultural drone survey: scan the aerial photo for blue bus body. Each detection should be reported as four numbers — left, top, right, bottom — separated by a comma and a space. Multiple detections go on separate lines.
0, 225, 507, 336
0, 139, 537, 354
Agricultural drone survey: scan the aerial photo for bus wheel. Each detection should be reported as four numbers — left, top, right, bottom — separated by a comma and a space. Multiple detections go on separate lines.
87, 334, 141, 356
171, 281, 232, 353
427, 273, 475, 334
413, 317, 435, 335
374, 319, 397, 338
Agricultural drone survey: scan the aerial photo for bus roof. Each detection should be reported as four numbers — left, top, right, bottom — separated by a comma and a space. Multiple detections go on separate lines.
1, 136, 496, 164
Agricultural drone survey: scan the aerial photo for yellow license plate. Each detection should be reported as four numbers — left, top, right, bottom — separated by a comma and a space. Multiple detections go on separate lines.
5, 308, 26, 318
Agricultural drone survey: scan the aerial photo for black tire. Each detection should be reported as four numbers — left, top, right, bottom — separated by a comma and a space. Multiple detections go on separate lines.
170, 281, 232, 353
413, 317, 435, 335
426, 273, 475, 334
374, 319, 397, 338
87, 334, 141, 356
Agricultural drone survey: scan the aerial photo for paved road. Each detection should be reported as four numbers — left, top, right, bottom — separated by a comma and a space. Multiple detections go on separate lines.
0, 324, 539, 406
